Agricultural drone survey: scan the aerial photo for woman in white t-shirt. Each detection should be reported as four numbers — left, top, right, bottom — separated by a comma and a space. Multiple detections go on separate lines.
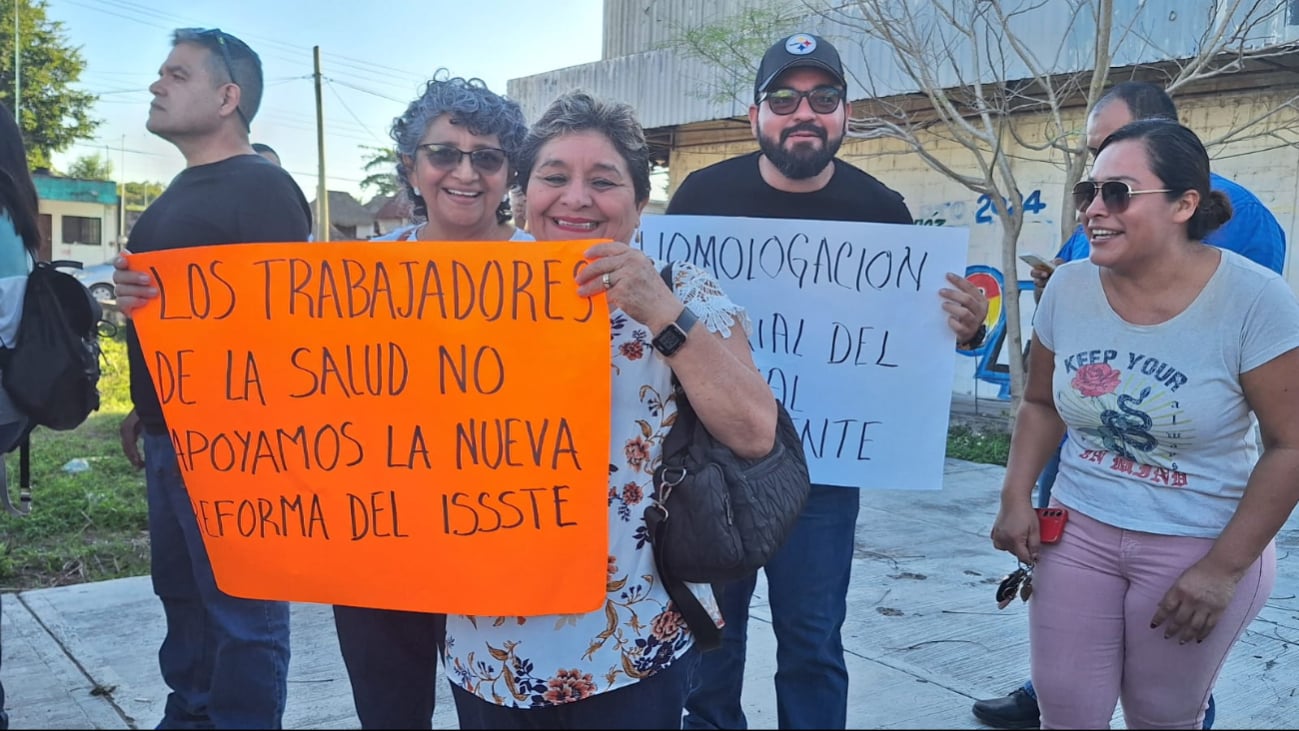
331, 71, 533, 729
992, 119, 1299, 729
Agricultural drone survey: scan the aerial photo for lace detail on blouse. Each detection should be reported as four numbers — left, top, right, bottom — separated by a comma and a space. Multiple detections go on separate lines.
666, 261, 752, 339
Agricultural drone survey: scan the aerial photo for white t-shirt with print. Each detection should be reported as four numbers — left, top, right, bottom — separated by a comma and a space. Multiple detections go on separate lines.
1035, 251, 1299, 538
444, 260, 749, 708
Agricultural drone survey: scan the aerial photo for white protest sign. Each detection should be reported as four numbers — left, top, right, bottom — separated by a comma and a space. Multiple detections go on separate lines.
634, 214, 970, 490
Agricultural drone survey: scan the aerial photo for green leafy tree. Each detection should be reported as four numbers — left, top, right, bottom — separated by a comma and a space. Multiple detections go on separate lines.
66, 152, 112, 180
122, 180, 165, 212
1, 0, 100, 169
359, 144, 399, 197
662, 3, 804, 106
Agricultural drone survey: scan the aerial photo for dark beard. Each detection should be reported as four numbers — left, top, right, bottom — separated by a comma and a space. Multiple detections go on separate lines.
758, 124, 843, 180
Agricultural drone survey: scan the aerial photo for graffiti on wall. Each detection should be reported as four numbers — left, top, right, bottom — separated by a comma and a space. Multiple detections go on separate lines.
913, 190, 1058, 399
915, 189, 1051, 228
957, 264, 1036, 400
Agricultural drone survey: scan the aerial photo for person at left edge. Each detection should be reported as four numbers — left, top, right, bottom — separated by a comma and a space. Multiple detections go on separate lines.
110, 27, 311, 730
0, 98, 42, 731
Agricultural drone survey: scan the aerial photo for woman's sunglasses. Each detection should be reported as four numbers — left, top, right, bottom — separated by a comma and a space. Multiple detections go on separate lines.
759, 87, 844, 115
1072, 181, 1172, 213
417, 144, 508, 174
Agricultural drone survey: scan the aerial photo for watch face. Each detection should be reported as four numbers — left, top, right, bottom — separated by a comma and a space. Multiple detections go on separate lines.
653, 324, 687, 356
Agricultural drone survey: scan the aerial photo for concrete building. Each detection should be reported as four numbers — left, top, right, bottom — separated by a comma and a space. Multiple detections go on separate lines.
508, 0, 1299, 400
32, 172, 122, 265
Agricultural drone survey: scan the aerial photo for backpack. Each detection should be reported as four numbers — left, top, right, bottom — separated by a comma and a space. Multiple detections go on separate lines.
0, 260, 103, 515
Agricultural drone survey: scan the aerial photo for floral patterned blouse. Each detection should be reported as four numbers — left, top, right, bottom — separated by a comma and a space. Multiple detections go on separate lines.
444, 260, 752, 708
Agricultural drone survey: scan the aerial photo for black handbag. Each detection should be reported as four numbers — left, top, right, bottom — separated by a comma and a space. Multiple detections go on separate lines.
644, 264, 812, 649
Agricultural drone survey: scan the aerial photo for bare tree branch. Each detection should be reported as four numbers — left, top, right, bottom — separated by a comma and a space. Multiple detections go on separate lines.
672, 0, 1294, 416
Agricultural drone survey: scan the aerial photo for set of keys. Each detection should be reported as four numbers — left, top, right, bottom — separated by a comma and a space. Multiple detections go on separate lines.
996, 562, 1034, 609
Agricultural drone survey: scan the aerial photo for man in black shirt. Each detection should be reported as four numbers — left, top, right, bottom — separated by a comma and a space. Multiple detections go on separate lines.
114, 28, 311, 730
671, 33, 988, 731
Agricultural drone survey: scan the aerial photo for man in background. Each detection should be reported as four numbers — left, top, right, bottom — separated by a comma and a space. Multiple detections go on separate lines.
252, 141, 282, 166
113, 28, 311, 729
668, 32, 989, 730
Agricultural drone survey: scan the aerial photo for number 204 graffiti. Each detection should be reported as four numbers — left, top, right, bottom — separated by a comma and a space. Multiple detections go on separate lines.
975, 190, 1047, 224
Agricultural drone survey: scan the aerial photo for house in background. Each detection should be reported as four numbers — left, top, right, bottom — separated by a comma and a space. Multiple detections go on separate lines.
310, 190, 376, 240
366, 194, 412, 237
32, 171, 121, 265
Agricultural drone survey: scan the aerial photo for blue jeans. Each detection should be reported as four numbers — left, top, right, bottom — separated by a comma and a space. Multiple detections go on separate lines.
332, 605, 444, 728
683, 484, 859, 730
452, 648, 699, 729
144, 432, 291, 729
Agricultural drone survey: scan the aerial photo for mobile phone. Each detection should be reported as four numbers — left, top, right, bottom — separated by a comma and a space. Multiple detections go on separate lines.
1019, 253, 1055, 272
1036, 507, 1068, 544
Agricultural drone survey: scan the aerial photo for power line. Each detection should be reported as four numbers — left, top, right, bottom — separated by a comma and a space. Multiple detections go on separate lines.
64, 0, 430, 95
325, 79, 387, 144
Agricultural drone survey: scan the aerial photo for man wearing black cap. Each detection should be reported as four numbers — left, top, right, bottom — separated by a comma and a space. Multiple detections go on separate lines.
669, 32, 988, 731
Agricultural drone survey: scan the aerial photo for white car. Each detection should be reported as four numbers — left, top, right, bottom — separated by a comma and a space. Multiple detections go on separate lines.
55, 260, 116, 304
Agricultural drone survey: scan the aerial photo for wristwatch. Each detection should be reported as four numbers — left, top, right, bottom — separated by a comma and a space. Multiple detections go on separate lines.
652, 307, 699, 357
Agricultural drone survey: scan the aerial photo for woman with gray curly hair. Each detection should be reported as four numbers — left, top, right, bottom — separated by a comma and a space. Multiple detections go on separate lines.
373, 71, 527, 243
334, 71, 530, 730
445, 90, 777, 729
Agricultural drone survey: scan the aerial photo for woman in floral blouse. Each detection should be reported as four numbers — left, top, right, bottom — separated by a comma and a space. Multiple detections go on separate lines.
444, 90, 778, 729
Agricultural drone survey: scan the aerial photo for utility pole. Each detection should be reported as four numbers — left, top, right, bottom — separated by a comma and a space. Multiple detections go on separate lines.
13, 0, 20, 124
118, 134, 126, 244
313, 45, 329, 242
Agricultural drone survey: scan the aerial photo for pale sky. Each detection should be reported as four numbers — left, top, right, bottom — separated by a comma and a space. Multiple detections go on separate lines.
43, 0, 605, 203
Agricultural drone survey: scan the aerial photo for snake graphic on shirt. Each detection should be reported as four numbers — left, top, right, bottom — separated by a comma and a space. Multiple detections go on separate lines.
1097, 386, 1156, 459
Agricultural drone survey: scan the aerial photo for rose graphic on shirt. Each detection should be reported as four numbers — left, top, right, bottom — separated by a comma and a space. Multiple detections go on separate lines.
1072, 363, 1121, 397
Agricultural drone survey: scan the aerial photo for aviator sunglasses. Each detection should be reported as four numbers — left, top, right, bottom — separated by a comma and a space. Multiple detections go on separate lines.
759, 86, 844, 115
417, 144, 508, 174
180, 28, 251, 131
1072, 180, 1172, 213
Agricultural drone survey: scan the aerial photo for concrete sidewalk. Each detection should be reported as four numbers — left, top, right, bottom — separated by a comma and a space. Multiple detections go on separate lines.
6, 455, 1299, 729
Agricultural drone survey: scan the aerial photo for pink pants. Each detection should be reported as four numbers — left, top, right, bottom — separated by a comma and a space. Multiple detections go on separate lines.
1030, 505, 1274, 730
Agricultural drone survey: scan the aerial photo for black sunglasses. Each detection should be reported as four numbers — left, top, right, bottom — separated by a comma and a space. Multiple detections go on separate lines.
1072, 180, 1172, 213
760, 87, 844, 115
417, 143, 508, 174
180, 28, 251, 132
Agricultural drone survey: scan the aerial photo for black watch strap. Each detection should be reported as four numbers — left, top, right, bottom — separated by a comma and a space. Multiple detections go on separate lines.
652, 307, 698, 357
957, 322, 987, 351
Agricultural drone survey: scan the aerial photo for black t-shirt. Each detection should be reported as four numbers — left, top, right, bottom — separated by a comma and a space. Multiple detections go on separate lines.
666, 152, 913, 490
126, 153, 312, 433
665, 151, 914, 224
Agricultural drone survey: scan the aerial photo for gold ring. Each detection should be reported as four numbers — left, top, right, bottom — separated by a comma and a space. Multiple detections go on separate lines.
602, 272, 612, 289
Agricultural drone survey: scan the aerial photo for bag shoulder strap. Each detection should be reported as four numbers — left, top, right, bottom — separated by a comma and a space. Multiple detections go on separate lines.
0, 433, 31, 516
652, 261, 721, 650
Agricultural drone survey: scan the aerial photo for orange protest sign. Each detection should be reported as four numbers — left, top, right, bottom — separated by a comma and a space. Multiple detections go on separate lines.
129, 240, 612, 615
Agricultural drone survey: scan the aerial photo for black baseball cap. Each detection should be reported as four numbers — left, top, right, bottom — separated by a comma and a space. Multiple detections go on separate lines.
754, 33, 846, 102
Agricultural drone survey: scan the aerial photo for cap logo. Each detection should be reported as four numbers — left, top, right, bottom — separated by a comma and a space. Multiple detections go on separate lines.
785, 34, 816, 55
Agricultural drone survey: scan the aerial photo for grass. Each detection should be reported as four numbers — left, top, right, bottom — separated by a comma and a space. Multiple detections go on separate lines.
0, 335, 1014, 591
945, 424, 1012, 466
0, 334, 150, 591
